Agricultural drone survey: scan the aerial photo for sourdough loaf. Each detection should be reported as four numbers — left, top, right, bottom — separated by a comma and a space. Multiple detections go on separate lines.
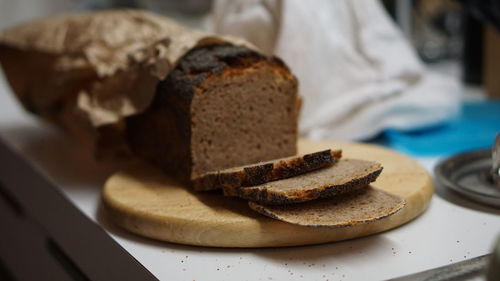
248, 186, 406, 227
238, 159, 383, 205
192, 149, 342, 192
127, 44, 299, 184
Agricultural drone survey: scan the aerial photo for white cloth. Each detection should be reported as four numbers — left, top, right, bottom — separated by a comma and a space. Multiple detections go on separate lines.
212, 0, 460, 140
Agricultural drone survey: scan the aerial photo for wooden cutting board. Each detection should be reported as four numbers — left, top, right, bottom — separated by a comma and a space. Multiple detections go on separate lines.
102, 139, 433, 248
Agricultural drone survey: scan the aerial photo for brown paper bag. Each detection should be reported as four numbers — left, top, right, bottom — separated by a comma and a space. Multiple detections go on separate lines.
0, 9, 252, 159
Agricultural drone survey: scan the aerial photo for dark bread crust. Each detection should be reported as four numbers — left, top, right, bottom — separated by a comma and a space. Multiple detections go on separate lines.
175, 44, 287, 79
127, 44, 298, 184
192, 149, 343, 192
126, 70, 193, 182
238, 159, 383, 205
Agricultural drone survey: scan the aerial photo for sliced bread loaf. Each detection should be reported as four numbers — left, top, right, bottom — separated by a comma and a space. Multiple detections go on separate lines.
127, 44, 299, 184
192, 149, 342, 192
248, 186, 406, 227
237, 159, 383, 205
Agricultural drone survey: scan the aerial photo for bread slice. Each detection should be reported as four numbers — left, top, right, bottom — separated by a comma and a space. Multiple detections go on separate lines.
127, 44, 299, 184
192, 149, 342, 192
248, 186, 406, 227
238, 159, 383, 205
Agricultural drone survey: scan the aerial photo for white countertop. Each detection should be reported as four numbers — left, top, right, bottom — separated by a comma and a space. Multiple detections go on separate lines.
1, 72, 499, 281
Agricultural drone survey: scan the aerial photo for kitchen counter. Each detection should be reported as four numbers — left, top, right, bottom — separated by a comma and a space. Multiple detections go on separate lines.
0, 72, 499, 281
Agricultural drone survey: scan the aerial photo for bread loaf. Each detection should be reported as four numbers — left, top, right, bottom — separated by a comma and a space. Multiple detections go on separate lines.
192, 149, 342, 192
127, 44, 299, 184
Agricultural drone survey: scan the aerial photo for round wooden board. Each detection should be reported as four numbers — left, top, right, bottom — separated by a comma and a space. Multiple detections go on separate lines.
103, 139, 434, 248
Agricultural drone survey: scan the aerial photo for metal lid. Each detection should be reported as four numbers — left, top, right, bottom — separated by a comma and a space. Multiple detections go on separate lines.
435, 134, 500, 208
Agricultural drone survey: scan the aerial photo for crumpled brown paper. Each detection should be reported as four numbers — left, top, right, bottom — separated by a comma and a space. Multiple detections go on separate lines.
0, 9, 253, 159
